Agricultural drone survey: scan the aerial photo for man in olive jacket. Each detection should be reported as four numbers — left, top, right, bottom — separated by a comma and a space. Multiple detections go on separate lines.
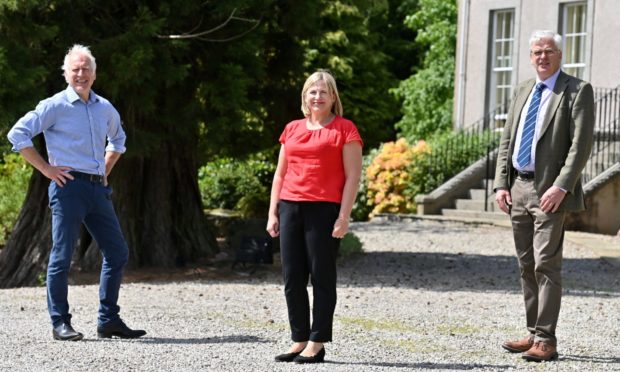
494, 30, 594, 362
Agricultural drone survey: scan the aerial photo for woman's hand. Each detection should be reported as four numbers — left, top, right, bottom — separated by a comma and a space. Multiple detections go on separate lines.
266, 216, 280, 237
332, 217, 349, 239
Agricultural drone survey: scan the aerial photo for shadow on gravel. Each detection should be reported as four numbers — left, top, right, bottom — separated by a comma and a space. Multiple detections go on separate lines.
327, 360, 514, 370
561, 354, 620, 365
122, 250, 619, 298
103, 220, 618, 298
136, 335, 269, 345
337, 251, 620, 296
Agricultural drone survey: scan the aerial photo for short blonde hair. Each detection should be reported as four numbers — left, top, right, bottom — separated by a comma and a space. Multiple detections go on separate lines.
300, 70, 343, 117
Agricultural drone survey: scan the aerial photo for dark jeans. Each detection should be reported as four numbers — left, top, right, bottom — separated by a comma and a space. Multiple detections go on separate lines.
47, 178, 128, 328
278, 200, 340, 342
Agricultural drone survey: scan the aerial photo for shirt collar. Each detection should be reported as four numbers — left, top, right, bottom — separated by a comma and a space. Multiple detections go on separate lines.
536, 69, 561, 91
65, 85, 99, 104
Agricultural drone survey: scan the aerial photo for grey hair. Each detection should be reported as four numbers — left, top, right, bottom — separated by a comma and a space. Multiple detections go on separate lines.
61, 44, 97, 74
529, 30, 562, 51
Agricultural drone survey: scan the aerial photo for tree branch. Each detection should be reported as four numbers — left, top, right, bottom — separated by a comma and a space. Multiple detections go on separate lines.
157, 8, 261, 41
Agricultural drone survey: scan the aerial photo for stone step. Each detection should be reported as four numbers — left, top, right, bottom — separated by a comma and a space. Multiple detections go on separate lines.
479, 179, 496, 189
441, 208, 509, 221
469, 188, 495, 200
455, 198, 499, 212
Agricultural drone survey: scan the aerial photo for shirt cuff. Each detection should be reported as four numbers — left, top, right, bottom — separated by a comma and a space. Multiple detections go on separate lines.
105, 144, 126, 153
11, 140, 34, 152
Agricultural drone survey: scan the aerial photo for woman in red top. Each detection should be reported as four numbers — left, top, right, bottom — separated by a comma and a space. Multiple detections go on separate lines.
267, 70, 363, 364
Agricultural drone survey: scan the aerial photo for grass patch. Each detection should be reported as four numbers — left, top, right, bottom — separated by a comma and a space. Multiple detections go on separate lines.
383, 339, 445, 354
338, 316, 419, 333
436, 322, 479, 335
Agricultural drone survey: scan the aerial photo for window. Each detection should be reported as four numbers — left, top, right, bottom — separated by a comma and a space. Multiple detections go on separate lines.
561, 2, 587, 79
487, 9, 514, 127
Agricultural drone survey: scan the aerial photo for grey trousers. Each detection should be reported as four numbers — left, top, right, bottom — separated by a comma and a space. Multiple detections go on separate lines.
509, 177, 566, 345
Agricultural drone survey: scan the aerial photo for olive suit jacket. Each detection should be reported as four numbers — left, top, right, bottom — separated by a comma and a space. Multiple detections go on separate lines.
494, 70, 594, 212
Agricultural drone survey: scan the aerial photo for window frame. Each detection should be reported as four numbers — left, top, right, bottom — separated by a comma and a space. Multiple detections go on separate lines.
486, 8, 516, 127
560, 1, 588, 79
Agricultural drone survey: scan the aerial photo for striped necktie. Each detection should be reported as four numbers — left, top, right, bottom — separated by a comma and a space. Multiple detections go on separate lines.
517, 83, 545, 168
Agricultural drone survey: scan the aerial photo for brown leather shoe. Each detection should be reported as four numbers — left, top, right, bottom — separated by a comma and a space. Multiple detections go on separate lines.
522, 341, 558, 362
501, 335, 534, 353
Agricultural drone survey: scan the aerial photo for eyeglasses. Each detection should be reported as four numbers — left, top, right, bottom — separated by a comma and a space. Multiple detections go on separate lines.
531, 49, 558, 57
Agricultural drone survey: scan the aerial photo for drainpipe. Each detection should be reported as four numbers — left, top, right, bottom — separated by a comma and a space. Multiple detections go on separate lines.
455, 0, 470, 129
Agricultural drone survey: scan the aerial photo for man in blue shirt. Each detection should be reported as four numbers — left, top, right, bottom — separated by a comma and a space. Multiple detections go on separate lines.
7, 44, 146, 341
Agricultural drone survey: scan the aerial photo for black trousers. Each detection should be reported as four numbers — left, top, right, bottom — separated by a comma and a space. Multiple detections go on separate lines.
278, 200, 340, 342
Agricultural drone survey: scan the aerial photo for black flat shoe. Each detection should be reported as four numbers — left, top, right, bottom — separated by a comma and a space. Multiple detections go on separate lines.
97, 320, 146, 339
274, 351, 302, 362
52, 323, 84, 341
294, 347, 325, 364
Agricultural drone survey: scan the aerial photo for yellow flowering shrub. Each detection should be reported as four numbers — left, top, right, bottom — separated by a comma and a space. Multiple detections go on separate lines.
366, 138, 428, 217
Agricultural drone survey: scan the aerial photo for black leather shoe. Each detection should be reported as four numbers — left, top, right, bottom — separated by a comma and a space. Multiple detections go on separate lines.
274, 351, 302, 362
97, 320, 146, 339
53, 323, 84, 341
294, 347, 325, 364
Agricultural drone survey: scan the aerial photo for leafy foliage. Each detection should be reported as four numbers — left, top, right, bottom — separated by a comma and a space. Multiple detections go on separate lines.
339, 232, 363, 259
392, 0, 457, 142
365, 138, 429, 217
198, 150, 276, 218
0, 154, 31, 246
302, 0, 401, 149
0, 0, 464, 250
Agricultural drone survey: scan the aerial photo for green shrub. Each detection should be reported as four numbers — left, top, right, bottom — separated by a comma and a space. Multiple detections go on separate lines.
0, 153, 32, 247
198, 151, 276, 218
339, 232, 363, 259
351, 148, 377, 221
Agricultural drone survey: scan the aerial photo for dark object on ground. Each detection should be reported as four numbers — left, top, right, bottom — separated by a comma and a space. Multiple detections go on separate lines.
232, 235, 273, 273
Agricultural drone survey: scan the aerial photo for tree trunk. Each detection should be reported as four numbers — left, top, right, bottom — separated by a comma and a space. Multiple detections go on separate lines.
0, 142, 218, 288
0, 171, 52, 287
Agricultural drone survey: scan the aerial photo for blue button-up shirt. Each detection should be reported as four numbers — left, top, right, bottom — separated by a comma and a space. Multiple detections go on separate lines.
7, 86, 126, 176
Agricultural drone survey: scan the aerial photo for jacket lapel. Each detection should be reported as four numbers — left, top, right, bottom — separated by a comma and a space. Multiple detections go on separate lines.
540, 71, 568, 137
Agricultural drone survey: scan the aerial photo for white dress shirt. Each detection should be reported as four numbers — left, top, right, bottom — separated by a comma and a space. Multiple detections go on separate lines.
512, 69, 561, 172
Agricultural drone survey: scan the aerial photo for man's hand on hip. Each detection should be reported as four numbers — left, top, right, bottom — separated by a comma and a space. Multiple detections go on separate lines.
43, 165, 74, 187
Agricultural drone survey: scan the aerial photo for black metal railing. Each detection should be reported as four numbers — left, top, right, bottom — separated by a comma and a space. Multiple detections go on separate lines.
483, 146, 498, 211
583, 85, 620, 183
425, 103, 507, 194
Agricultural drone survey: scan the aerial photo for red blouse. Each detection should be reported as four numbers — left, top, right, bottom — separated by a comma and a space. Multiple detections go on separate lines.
279, 116, 363, 203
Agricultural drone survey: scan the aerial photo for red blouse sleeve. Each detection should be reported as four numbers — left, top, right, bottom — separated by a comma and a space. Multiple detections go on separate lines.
344, 121, 363, 148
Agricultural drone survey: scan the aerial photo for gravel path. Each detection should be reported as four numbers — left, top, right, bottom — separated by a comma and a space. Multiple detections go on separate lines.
0, 219, 618, 371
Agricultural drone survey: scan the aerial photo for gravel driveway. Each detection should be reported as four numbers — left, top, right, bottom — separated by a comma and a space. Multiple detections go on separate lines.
0, 218, 618, 371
